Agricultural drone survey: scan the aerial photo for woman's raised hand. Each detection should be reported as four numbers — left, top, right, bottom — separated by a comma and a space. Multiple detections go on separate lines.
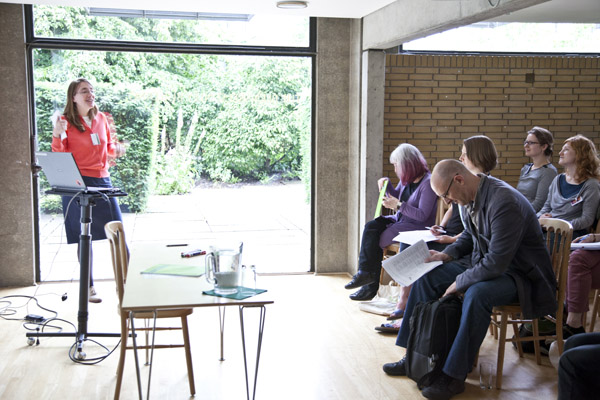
52, 115, 67, 138
378, 177, 389, 191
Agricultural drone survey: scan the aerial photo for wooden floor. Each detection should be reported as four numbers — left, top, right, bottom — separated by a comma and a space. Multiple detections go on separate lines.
0, 274, 570, 399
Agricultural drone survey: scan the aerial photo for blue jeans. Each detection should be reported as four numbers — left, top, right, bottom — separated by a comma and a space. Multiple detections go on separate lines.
558, 332, 600, 400
395, 261, 518, 380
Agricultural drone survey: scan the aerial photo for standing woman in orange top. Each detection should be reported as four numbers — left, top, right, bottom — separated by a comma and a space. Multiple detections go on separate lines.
51, 78, 126, 303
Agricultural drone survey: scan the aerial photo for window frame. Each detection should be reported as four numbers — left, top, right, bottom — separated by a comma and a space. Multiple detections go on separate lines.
25, 5, 317, 280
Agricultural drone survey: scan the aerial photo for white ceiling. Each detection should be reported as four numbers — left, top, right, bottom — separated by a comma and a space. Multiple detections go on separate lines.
1, 0, 398, 18
1, 0, 598, 22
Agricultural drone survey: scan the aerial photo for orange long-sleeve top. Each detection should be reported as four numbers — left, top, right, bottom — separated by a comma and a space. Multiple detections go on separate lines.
51, 112, 117, 178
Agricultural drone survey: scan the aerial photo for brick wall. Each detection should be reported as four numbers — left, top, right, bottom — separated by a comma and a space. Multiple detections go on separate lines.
383, 54, 600, 188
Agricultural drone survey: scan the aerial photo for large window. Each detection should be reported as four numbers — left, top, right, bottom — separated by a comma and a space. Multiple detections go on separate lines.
29, 6, 314, 281
403, 22, 600, 53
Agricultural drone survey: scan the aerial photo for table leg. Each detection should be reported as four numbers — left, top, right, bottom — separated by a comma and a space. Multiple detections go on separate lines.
219, 306, 226, 361
129, 310, 158, 400
239, 305, 266, 400
129, 311, 143, 400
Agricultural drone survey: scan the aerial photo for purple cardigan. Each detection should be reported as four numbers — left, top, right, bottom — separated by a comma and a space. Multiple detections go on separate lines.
379, 172, 438, 248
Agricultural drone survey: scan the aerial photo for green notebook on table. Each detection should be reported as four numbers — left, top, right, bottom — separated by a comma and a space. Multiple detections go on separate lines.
141, 264, 205, 277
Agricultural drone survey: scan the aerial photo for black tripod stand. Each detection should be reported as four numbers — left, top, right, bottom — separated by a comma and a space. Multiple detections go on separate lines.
27, 190, 125, 359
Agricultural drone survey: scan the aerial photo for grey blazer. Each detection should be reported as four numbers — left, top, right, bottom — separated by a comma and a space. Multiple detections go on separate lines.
443, 175, 557, 319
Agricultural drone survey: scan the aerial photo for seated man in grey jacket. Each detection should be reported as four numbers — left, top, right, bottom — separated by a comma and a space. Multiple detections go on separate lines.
383, 159, 557, 400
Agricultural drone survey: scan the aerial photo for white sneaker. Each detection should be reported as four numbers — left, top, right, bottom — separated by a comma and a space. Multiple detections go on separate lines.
89, 286, 102, 303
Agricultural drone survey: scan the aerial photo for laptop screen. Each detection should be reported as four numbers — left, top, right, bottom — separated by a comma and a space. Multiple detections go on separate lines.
35, 151, 87, 191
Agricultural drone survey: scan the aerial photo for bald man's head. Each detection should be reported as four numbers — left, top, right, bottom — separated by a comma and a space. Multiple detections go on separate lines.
431, 159, 479, 205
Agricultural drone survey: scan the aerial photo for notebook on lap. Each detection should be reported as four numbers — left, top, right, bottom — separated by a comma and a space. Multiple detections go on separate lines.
35, 151, 123, 194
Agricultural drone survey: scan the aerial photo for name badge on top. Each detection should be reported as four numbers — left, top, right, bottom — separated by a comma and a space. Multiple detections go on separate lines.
90, 133, 100, 146
571, 196, 583, 206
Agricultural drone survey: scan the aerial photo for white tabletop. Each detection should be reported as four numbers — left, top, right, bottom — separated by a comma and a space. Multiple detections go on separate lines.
121, 242, 273, 312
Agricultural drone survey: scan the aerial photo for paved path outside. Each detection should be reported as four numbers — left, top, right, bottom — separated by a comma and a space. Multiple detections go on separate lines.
39, 180, 311, 282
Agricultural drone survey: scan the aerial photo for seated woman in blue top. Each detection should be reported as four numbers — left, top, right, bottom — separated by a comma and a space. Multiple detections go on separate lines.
516, 127, 558, 213
538, 135, 600, 238
345, 143, 437, 301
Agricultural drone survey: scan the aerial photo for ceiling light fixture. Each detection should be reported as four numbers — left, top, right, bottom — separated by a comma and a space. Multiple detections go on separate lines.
276, 1, 309, 10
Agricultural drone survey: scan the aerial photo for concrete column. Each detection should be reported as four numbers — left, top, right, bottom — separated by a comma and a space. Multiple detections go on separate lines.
0, 4, 35, 287
359, 50, 385, 251
346, 19, 363, 275
314, 18, 357, 274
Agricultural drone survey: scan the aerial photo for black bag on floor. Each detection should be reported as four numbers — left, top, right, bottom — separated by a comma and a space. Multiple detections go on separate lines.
406, 294, 463, 389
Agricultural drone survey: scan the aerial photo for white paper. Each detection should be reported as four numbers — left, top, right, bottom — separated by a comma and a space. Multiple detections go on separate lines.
393, 230, 439, 246
382, 240, 442, 286
571, 242, 600, 251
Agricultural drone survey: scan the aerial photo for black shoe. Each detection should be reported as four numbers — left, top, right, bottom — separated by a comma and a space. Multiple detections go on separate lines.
421, 373, 465, 400
349, 282, 378, 301
383, 356, 407, 376
345, 271, 378, 290
563, 324, 586, 340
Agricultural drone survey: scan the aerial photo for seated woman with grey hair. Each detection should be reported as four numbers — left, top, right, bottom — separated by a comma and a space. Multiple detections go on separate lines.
345, 143, 438, 301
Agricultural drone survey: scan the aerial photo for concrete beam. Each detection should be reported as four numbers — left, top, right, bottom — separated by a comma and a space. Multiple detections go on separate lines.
363, 0, 550, 50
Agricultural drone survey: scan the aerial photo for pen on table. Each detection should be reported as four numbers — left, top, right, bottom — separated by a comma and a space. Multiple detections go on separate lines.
426, 226, 446, 234
166, 243, 188, 247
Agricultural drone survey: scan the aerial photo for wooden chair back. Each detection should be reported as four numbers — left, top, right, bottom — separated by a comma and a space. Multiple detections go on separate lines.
540, 217, 573, 345
491, 217, 572, 389
104, 220, 129, 308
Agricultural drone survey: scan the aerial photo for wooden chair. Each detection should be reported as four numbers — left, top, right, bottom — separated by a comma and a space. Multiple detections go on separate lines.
490, 218, 573, 389
104, 221, 196, 400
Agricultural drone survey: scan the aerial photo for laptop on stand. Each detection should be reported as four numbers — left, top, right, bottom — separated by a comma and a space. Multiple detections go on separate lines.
35, 151, 124, 195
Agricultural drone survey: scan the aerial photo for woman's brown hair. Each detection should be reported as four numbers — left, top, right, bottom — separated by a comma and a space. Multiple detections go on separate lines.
565, 135, 600, 181
463, 135, 498, 174
62, 78, 98, 132
528, 126, 554, 158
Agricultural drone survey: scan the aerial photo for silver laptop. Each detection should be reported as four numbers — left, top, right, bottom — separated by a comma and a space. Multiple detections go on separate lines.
35, 151, 121, 194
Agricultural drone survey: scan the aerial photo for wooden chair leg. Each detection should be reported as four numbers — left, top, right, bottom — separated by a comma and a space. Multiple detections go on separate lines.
496, 312, 508, 389
490, 313, 498, 339
532, 319, 541, 365
511, 318, 523, 358
114, 315, 129, 400
181, 316, 196, 396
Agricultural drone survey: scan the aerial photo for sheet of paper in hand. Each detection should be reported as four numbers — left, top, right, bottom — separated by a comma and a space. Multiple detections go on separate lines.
393, 230, 439, 246
382, 240, 443, 286
571, 242, 600, 251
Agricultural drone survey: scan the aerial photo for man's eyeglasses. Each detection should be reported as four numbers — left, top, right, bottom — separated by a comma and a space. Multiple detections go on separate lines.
441, 173, 459, 200
524, 140, 539, 146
